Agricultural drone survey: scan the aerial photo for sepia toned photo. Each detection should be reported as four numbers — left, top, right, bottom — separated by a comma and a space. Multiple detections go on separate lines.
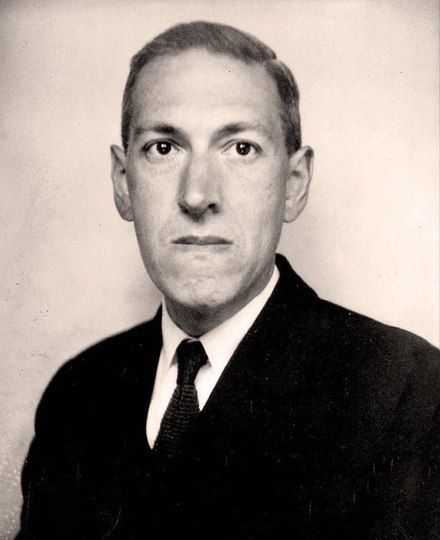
1, 1, 439, 538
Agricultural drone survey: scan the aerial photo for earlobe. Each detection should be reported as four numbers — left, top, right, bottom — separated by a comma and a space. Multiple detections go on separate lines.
284, 146, 314, 223
110, 144, 133, 222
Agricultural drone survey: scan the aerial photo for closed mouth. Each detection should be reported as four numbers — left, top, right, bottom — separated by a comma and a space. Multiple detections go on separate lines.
173, 235, 232, 246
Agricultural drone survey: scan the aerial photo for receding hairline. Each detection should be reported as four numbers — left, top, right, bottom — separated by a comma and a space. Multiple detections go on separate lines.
121, 22, 302, 154
125, 47, 291, 143
128, 47, 282, 106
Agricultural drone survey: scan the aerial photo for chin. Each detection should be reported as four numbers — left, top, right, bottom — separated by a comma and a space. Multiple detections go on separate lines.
164, 274, 239, 314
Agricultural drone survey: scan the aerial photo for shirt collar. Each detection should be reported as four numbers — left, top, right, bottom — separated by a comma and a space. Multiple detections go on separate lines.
161, 265, 279, 371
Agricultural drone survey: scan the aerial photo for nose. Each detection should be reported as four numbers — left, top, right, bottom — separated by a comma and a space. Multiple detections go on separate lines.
178, 154, 222, 217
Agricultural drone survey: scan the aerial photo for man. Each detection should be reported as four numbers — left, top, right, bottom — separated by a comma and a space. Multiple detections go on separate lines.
18, 21, 439, 538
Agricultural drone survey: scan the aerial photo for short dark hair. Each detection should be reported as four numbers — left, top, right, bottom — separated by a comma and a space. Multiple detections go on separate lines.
121, 21, 301, 155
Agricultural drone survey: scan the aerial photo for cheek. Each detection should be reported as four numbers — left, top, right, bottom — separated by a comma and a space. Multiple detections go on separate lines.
237, 176, 286, 235
128, 170, 175, 234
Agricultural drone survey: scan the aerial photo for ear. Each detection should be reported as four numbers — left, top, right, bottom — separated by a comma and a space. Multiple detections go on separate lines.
110, 144, 133, 221
284, 146, 314, 223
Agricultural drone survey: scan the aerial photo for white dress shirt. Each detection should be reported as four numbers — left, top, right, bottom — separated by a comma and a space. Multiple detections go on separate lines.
146, 265, 280, 448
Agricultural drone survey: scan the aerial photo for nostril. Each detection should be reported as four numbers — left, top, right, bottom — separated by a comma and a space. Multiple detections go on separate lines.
207, 202, 220, 214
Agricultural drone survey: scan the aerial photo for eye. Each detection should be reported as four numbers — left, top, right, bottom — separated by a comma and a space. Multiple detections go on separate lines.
155, 141, 173, 155
235, 142, 253, 156
142, 140, 180, 162
223, 141, 260, 161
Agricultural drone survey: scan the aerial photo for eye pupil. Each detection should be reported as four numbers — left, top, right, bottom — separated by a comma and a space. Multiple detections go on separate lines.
157, 142, 172, 155
236, 142, 251, 156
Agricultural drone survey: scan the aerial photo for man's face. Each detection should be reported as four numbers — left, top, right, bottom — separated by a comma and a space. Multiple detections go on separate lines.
112, 49, 311, 322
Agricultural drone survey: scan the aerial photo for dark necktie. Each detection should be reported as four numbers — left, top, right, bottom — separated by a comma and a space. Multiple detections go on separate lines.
153, 339, 208, 459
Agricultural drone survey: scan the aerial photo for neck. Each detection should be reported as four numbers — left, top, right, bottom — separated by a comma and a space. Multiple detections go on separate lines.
165, 266, 275, 337
165, 303, 230, 337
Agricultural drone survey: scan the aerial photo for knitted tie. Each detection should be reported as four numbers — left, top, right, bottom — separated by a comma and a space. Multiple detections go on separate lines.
153, 339, 208, 459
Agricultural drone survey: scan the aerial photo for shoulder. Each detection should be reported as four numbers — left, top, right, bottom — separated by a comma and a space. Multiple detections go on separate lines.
304, 297, 440, 409
275, 263, 440, 404
276, 254, 439, 370
34, 316, 161, 435
315, 297, 439, 362
51, 318, 157, 385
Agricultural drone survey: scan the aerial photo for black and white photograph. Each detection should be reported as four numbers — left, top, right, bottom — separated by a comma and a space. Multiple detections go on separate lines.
1, 1, 439, 538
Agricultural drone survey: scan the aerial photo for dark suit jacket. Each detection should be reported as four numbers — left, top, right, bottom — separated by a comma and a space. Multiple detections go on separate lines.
18, 255, 439, 539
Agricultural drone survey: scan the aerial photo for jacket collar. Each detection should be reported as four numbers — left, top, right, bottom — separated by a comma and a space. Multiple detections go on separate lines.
127, 253, 319, 448
139, 252, 319, 382
196, 253, 319, 419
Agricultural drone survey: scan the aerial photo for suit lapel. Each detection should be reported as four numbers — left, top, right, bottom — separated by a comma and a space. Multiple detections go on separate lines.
198, 254, 319, 428
125, 256, 319, 449
118, 308, 163, 450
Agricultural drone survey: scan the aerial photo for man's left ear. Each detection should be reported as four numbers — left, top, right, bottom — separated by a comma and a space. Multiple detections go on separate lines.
284, 146, 314, 223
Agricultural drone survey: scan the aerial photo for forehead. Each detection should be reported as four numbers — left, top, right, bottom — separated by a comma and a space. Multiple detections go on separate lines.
130, 48, 284, 135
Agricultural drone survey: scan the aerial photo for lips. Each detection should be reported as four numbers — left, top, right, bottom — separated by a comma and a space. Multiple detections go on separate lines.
173, 235, 232, 245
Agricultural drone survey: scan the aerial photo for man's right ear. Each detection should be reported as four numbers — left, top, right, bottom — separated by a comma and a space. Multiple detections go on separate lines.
111, 144, 133, 221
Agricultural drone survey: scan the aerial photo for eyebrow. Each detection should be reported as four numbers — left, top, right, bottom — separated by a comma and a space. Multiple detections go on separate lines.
133, 123, 181, 139
211, 122, 271, 143
133, 121, 272, 144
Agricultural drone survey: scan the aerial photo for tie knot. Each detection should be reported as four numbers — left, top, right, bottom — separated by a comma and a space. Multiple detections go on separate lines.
176, 339, 208, 386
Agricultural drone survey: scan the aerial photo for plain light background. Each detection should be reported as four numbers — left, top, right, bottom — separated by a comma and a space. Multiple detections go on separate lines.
1, 0, 438, 536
